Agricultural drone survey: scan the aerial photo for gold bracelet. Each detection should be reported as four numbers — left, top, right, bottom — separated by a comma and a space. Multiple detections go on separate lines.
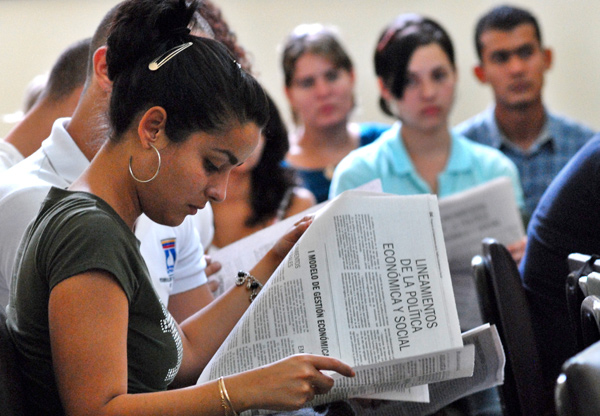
218, 376, 238, 416
235, 270, 263, 302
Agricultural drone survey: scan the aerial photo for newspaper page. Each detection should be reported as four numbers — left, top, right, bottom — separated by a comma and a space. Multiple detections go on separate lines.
208, 177, 523, 331
207, 180, 382, 297
207, 202, 326, 297
269, 324, 504, 416
198, 191, 472, 410
308, 324, 504, 416
437, 177, 525, 329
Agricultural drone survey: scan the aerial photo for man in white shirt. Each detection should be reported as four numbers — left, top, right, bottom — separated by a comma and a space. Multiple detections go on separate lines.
0, 5, 217, 321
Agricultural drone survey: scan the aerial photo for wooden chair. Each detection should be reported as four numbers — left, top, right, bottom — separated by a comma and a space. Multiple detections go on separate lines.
0, 308, 26, 416
471, 238, 547, 416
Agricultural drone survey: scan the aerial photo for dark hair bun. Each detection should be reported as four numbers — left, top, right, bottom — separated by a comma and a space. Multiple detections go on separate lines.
107, 0, 198, 81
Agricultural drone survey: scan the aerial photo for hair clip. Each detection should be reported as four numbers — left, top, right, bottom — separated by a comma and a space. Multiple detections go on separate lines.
148, 42, 193, 71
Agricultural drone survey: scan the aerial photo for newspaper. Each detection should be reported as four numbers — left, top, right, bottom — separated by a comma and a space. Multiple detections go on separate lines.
198, 191, 476, 411
437, 177, 525, 329
208, 177, 524, 331
308, 324, 505, 416
267, 324, 504, 416
205, 179, 382, 296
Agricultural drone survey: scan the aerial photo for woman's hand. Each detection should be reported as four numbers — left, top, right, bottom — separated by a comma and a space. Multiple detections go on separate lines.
271, 215, 314, 262
227, 354, 355, 412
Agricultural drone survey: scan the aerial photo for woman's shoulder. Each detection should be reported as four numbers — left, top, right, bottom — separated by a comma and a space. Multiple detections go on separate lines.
37, 188, 134, 256
357, 122, 392, 146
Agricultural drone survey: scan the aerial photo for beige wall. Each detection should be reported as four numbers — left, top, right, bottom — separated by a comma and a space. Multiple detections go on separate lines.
1, 0, 599, 138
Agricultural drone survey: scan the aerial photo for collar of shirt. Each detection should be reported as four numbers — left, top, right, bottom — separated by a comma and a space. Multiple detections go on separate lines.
483, 105, 555, 156
41, 117, 89, 184
388, 123, 473, 177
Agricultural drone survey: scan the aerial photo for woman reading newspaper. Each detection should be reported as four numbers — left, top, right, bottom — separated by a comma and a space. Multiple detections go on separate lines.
5, 1, 354, 415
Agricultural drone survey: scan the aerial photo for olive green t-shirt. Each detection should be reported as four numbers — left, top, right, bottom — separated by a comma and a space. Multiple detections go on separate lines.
7, 187, 182, 415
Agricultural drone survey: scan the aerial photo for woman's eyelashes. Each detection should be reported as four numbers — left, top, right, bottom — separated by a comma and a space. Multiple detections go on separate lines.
204, 158, 220, 174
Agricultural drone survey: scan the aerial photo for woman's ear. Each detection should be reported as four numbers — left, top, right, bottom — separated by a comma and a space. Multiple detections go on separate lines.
137, 106, 168, 149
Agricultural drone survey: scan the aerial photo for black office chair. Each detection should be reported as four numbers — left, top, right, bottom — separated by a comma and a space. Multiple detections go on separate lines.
0, 308, 25, 416
555, 340, 600, 416
471, 238, 547, 416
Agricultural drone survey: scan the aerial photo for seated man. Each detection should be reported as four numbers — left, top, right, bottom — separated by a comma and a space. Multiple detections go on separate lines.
455, 5, 595, 221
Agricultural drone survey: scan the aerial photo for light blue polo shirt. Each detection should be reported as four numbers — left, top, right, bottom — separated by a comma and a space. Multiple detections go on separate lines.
329, 122, 524, 209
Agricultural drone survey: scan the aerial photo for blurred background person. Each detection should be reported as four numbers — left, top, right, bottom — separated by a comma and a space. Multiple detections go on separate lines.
454, 4, 595, 223
22, 73, 50, 115
0, 38, 90, 172
281, 23, 389, 203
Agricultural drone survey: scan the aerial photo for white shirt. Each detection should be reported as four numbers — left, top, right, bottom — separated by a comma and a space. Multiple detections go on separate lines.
0, 139, 24, 173
0, 118, 210, 308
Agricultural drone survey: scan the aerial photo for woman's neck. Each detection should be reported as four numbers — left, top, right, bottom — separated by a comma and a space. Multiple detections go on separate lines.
287, 121, 359, 169
400, 123, 451, 195
297, 119, 356, 146
400, 123, 451, 156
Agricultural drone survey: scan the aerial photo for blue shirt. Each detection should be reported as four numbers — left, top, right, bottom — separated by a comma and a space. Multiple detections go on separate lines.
290, 122, 390, 203
329, 122, 524, 208
454, 106, 595, 218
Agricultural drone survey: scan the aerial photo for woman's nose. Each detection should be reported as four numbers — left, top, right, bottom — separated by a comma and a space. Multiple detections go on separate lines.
206, 174, 228, 203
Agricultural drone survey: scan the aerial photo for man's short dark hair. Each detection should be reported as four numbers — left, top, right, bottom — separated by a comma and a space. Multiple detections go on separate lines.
43, 38, 91, 102
475, 5, 542, 60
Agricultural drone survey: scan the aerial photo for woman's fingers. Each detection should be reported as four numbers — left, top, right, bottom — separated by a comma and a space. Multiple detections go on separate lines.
272, 216, 314, 260
308, 354, 356, 378
294, 214, 314, 226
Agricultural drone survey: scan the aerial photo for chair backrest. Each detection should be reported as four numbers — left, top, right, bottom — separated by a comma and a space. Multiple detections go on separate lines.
583, 272, 600, 298
471, 238, 547, 416
555, 340, 600, 416
0, 308, 25, 416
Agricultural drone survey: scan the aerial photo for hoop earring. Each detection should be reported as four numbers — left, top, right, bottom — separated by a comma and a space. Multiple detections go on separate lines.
129, 144, 161, 183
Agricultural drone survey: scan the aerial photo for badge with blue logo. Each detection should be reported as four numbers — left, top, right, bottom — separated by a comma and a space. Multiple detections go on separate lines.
161, 238, 176, 278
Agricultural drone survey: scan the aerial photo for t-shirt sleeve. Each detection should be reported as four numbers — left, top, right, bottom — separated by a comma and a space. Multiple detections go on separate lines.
41, 207, 141, 302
